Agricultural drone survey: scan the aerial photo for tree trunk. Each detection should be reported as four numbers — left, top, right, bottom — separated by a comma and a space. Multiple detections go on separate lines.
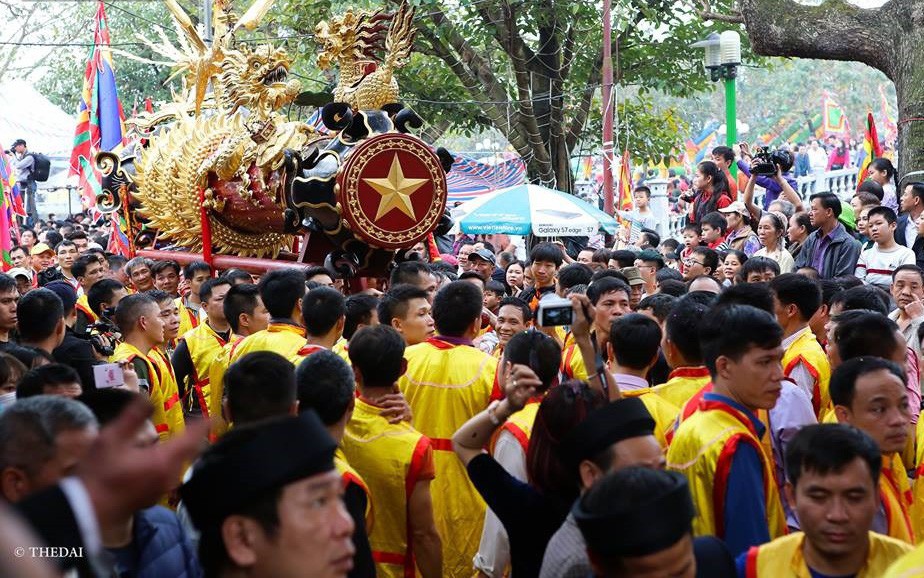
737, 0, 924, 180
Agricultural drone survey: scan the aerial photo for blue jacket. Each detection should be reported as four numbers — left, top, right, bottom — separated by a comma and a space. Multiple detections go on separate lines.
109, 506, 202, 578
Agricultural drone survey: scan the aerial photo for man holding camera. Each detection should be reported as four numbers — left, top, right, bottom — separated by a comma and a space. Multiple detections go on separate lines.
11, 139, 38, 227
737, 143, 798, 211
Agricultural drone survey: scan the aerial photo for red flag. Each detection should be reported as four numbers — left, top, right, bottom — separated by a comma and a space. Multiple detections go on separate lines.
616, 149, 633, 212
856, 112, 883, 190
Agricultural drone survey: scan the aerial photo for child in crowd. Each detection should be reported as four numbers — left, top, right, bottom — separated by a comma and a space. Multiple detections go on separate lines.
679, 224, 702, 275
855, 206, 915, 291
700, 211, 729, 251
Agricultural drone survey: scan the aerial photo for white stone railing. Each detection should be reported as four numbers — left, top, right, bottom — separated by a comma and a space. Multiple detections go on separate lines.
664, 168, 859, 240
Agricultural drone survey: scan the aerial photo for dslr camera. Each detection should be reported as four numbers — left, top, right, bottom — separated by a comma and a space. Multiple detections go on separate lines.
751, 147, 794, 176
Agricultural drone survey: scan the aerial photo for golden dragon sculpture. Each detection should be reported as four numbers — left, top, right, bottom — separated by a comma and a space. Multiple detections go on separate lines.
98, 0, 451, 270
101, 0, 311, 258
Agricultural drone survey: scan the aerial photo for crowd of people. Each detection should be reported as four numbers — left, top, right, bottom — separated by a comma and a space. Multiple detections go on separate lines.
1, 142, 924, 578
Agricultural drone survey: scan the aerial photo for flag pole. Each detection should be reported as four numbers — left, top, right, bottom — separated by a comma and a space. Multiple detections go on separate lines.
601, 0, 614, 216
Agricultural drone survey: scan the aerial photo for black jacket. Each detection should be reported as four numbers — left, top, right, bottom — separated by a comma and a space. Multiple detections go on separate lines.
895, 213, 924, 269
54, 327, 102, 390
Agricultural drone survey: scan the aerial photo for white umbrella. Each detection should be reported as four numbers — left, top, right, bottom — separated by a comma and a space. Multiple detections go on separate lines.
450, 184, 619, 237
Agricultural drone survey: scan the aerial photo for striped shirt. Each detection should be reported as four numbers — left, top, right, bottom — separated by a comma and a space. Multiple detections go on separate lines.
855, 243, 916, 290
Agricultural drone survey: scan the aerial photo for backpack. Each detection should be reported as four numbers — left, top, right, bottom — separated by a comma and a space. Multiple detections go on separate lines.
28, 152, 51, 182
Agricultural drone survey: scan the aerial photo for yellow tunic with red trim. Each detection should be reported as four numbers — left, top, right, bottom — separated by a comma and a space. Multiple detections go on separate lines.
666, 383, 776, 473
622, 390, 679, 449
332, 337, 349, 363
343, 397, 434, 578
176, 298, 202, 340
207, 336, 243, 424
229, 322, 307, 363
881, 453, 915, 544
744, 532, 911, 578
495, 401, 541, 454
913, 419, 924, 541
334, 448, 373, 529
111, 342, 185, 440
287, 343, 328, 366
781, 329, 832, 420
554, 326, 574, 351
397, 336, 498, 578
179, 322, 228, 419
650, 366, 712, 411
666, 394, 787, 541
561, 342, 589, 381
75, 294, 98, 324
886, 541, 924, 577
75, 294, 96, 318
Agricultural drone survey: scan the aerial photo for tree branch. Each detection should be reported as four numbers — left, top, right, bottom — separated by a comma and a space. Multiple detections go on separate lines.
566, 49, 603, 153
698, 0, 744, 23
738, 0, 898, 79
700, 10, 744, 23
417, 24, 535, 160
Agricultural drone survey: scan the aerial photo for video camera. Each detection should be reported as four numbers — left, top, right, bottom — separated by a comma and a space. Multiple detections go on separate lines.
751, 147, 794, 176
76, 308, 119, 357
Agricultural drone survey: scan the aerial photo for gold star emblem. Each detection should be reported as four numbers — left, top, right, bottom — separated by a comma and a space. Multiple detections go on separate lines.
362, 154, 428, 221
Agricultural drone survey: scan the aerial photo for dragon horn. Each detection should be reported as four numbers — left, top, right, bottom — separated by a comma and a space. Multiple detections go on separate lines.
233, 0, 276, 31
163, 0, 207, 52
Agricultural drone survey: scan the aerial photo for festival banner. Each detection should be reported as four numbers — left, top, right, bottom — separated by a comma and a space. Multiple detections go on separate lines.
879, 84, 898, 146
0, 144, 16, 269
857, 112, 883, 191
822, 93, 850, 137
69, 1, 127, 212
0, 146, 23, 224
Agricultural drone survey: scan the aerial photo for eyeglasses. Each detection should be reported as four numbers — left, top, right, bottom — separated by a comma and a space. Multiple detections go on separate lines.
683, 258, 705, 267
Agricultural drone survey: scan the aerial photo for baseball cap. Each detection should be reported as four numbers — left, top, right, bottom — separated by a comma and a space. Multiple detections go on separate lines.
7, 267, 32, 280
636, 249, 665, 267
44, 281, 78, 312
621, 267, 644, 286
30, 243, 53, 256
718, 201, 749, 216
838, 201, 856, 231
468, 248, 496, 264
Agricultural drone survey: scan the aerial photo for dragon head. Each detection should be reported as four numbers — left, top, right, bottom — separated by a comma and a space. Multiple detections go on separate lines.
315, 8, 391, 70
220, 43, 301, 115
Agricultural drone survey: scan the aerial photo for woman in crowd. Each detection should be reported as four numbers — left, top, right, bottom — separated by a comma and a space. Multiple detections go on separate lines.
754, 212, 795, 273
827, 138, 850, 170
787, 211, 814, 263
453, 353, 605, 577
686, 161, 732, 226
721, 203, 761, 256
868, 157, 899, 211
506, 260, 527, 295
720, 250, 747, 287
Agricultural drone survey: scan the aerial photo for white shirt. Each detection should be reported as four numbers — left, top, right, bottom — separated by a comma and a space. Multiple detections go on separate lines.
768, 381, 817, 529
855, 243, 917, 290
808, 148, 828, 172
474, 429, 527, 577
754, 245, 795, 274
612, 372, 649, 392
905, 214, 918, 248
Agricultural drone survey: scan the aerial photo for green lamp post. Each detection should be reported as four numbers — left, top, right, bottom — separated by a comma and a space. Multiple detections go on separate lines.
693, 31, 742, 176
